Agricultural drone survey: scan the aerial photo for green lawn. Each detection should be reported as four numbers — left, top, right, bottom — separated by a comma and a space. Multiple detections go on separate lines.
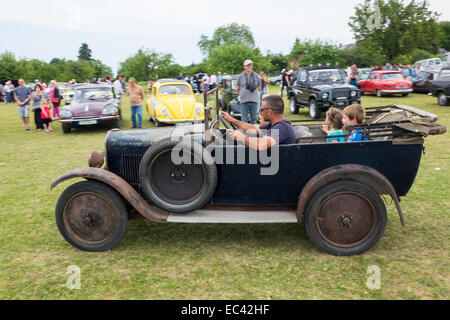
0, 87, 448, 299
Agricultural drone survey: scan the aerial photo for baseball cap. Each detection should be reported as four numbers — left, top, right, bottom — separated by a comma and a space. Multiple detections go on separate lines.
243, 60, 253, 66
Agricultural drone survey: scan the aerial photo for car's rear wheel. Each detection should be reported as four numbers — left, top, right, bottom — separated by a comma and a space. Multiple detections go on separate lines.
139, 138, 218, 213
309, 98, 320, 120
289, 96, 299, 114
55, 181, 128, 252
402, 93, 409, 97
438, 93, 449, 106
304, 180, 387, 256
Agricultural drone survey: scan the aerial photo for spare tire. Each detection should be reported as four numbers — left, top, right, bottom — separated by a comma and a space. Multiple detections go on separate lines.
139, 137, 217, 213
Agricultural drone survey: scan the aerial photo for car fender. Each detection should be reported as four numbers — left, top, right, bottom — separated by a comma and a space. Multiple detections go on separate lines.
51, 167, 169, 223
297, 164, 405, 226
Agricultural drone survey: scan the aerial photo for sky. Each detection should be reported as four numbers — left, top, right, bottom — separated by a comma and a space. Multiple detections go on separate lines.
1, 0, 449, 74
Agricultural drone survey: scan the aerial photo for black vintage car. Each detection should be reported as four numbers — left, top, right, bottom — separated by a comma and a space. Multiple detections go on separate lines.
51, 104, 446, 255
412, 71, 438, 94
431, 67, 450, 106
219, 75, 242, 118
288, 66, 360, 119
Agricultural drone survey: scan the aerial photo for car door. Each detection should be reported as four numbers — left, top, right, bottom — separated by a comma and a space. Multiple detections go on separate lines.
295, 69, 308, 104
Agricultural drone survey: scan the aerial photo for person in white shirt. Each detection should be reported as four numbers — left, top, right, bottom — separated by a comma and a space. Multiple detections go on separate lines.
113, 77, 124, 99
210, 74, 217, 89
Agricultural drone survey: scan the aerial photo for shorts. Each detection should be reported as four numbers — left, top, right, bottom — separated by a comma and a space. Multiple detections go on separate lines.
18, 104, 30, 119
41, 118, 52, 125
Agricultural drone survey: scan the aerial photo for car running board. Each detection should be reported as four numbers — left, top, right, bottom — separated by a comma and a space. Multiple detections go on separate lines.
167, 209, 298, 224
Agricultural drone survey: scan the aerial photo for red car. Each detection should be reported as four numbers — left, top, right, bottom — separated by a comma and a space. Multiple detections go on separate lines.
359, 70, 413, 97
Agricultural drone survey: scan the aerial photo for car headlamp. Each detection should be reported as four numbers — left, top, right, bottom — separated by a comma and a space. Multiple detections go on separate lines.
194, 106, 203, 115
322, 93, 328, 99
102, 107, 118, 115
160, 107, 169, 117
59, 109, 72, 118
351, 91, 357, 97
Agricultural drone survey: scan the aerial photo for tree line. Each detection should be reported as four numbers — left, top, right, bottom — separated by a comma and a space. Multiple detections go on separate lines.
1, 0, 449, 83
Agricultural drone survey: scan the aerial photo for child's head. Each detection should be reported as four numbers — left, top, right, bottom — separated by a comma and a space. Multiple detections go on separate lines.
41, 97, 49, 105
325, 107, 343, 130
343, 104, 365, 127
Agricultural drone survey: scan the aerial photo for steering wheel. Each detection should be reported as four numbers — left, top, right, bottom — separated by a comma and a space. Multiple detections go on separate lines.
218, 111, 237, 130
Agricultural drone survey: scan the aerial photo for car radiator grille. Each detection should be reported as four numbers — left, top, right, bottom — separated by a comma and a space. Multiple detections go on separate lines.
121, 154, 142, 183
332, 89, 350, 99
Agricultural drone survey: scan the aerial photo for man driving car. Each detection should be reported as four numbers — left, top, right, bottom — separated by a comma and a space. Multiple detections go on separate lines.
221, 95, 296, 151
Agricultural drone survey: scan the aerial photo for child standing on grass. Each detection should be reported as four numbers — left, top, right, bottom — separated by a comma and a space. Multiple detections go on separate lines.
40, 98, 53, 132
321, 107, 345, 142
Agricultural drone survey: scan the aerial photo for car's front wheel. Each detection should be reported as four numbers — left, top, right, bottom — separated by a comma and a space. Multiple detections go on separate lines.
309, 98, 320, 120
62, 124, 71, 134
55, 181, 128, 252
438, 93, 449, 106
289, 96, 299, 114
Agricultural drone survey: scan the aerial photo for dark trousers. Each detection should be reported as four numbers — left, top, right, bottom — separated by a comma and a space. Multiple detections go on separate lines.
33, 108, 43, 129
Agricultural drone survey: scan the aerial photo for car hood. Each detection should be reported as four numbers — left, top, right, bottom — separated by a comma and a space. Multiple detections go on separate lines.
63, 100, 115, 116
310, 83, 357, 91
159, 96, 199, 116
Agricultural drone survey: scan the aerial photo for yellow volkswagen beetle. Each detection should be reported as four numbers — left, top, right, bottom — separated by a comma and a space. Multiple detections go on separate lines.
146, 79, 205, 126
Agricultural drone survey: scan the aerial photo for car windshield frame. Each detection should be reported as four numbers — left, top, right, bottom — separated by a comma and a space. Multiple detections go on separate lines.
73, 87, 114, 102
381, 73, 403, 80
307, 69, 345, 83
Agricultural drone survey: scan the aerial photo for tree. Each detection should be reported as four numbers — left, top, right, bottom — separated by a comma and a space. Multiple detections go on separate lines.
78, 43, 92, 60
264, 52, 289, 75
0, 52, 19, 79
198, 23, 255, 56
207, 43, 270, 75
290, 38, 340, 67
349, 0, 442, 61
118, 48, 175, 81
438, 21, 450, 50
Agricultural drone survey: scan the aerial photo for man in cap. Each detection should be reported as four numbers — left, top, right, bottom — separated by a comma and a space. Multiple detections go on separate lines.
236, 59, 261, 124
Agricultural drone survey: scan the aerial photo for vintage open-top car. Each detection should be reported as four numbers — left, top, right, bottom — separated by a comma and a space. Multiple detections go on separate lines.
146, 79, 205, 126
219, 75, 242, 118
51, 103, 446, 255
58, 84, 121, 133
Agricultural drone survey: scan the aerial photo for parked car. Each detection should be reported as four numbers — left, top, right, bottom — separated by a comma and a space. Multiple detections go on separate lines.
58, 84, 121, 133
359, 70, 413, 97
413, 58, 442, 73
146, 79, 205, 126
431, 67, 450, 106
359, 68, 372, 81
269, 75, 282, 85
51, 104, 446, 255
62, 83, 86, 105
190, 73, 204, 94
219, 75, 242, 118
411, 71, 438, 93
441, 53, 450, 68
288, 66, 360, 119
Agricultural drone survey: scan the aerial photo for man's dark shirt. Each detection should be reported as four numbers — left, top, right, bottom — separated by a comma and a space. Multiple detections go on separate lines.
260, 118, 296, 145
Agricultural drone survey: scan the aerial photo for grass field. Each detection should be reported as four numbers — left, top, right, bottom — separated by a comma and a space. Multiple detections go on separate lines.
0, 86, 448, 299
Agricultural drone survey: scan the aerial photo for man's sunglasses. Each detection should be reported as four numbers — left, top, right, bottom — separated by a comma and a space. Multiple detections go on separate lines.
259, 107, 271, 113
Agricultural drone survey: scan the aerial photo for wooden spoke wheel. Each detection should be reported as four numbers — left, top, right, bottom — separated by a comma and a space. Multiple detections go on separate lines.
55, 181, 128, 251
305, 180, 387, 255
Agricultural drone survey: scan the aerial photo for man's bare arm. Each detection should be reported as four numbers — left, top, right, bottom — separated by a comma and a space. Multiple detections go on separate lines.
221, 111, 260, 133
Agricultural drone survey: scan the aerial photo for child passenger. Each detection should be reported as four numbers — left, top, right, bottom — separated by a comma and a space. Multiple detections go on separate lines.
342, 104, 368, 142
321, 107, 345, 142
40, 98, 53, 132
